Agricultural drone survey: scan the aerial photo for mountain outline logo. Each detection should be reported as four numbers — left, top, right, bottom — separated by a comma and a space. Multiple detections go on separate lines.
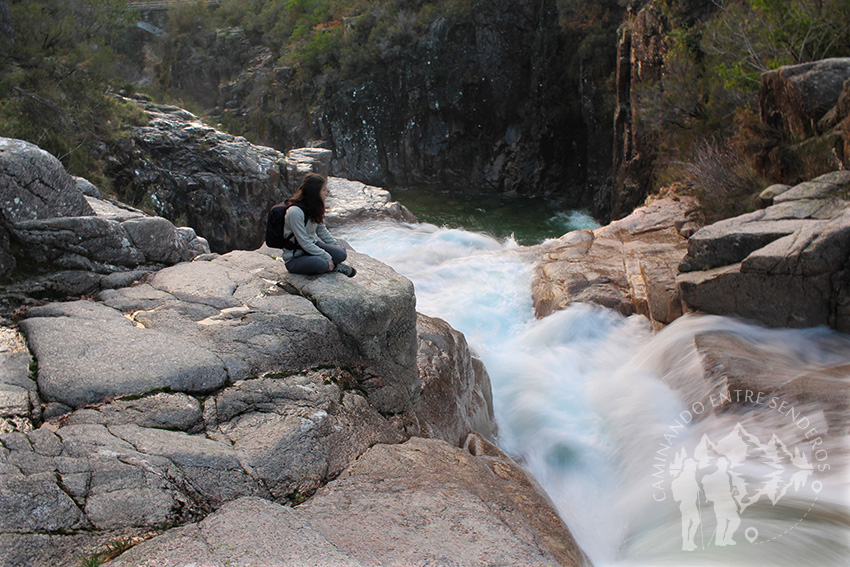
667, 421, 820, 551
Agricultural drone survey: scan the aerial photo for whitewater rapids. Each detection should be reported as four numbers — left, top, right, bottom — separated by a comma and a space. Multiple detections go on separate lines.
336, 220, 850, 567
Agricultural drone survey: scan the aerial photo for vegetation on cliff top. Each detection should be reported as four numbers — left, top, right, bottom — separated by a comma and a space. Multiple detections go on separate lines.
0, 0, 147, 186
633, 0, 850, 221
1, 0, 848, 218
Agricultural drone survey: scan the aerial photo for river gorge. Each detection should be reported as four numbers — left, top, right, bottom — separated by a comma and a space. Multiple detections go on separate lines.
2, 1, 850, 558
0, 130, 848, 565
337, 209, 850, 567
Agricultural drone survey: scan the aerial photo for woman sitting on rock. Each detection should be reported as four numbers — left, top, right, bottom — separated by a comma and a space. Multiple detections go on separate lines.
282, 173, 356, 277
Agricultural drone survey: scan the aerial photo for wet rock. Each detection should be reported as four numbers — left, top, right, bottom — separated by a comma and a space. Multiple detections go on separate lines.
693, 331, 850, 436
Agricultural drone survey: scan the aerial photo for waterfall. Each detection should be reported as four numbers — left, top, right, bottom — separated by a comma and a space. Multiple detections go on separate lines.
336, 219, 850, 567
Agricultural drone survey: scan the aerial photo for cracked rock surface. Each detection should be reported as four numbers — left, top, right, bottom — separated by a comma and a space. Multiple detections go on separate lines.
677, 170, 850, 330
0, 136, 209, 280
0, 242, 520, 566
0, 132, 577, 566
1, 247, 421, 565
105, 437, 588, 567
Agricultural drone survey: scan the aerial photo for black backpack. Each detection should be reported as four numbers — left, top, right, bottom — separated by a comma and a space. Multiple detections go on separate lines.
265, 202, 304, 250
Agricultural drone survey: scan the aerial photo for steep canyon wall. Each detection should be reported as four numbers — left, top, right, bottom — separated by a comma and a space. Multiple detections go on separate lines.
150, 1, 619, 216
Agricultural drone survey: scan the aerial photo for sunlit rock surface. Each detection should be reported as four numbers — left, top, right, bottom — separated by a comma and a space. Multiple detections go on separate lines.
678, 170, 850, 331
106, 437, 588, 567
533, 193, 698, 327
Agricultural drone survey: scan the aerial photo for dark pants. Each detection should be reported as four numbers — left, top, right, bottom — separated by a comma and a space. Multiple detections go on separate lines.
285, 242, 347, 275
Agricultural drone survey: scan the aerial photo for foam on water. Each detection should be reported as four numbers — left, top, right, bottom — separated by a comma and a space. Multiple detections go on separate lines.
337, 219, 850, 567
337, 221, 533, 353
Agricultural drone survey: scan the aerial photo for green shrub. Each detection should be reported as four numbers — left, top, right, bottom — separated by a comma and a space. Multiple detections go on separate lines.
0, 0, 146, 186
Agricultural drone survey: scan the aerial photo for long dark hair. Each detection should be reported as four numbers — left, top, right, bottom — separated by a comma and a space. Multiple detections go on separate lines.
286, 173, 326, 223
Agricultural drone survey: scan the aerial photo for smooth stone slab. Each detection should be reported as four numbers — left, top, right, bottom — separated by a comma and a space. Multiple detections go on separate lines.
19, 301, 227, 408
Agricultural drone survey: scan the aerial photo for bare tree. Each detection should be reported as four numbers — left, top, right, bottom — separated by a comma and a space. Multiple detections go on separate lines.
704, 0, 850, 74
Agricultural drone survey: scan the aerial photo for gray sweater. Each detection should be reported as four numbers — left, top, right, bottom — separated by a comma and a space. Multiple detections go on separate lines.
281, 205, 338, 262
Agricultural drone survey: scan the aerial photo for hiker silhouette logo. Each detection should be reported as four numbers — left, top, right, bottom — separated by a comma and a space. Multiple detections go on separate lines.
669, 424, 819, 550
651, 391, 829, 552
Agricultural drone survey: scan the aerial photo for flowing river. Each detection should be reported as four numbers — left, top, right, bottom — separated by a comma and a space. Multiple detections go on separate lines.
334, 212, 850, 567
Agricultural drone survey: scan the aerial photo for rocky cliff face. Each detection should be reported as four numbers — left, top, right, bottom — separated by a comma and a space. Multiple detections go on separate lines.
106, 99, 416, 255
158, 27, 267, 111
612, 2, 670, 220
316, 2, 592, 202
758, 58, 850, 179
154, 1, 616, 214
614, 21, 850, 221
107, 99, 297, 254
0, 137, 209, 284
0, 0, 12, 54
